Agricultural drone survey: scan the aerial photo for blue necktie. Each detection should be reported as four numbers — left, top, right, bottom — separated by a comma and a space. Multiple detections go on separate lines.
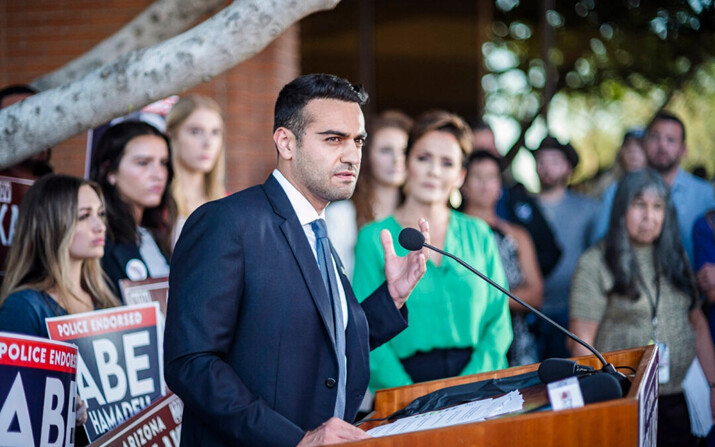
311, 218, 346, 419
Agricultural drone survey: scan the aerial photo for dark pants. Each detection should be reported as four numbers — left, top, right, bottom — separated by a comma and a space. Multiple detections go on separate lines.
400, 347, 473, 383
659, 393, 700, 447
535, 311, 571, 361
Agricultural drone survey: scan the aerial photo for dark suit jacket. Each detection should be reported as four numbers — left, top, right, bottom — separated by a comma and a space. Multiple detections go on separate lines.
164, 175, 408, 447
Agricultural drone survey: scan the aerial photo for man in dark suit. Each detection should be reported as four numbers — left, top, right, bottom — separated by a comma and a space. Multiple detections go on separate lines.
164, 74, 429, 446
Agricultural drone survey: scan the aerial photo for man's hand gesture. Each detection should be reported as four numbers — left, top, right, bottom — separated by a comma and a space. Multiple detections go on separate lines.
381, 218, 430, 308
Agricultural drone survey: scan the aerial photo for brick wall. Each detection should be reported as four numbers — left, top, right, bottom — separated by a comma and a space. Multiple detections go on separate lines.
0, 0, 300, 193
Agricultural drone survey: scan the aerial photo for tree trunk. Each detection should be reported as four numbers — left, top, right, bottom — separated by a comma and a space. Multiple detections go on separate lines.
31, 0, 227, 91
0, 0, 341, 167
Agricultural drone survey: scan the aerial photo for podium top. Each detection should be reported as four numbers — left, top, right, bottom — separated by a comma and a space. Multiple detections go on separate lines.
351, 345, 657, 447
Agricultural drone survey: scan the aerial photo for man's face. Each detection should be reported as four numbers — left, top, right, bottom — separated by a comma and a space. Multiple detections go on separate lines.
619, 139, 646, 173
535, 149, 571, 190
289, 98, 366, 211
645, 120, 685, 174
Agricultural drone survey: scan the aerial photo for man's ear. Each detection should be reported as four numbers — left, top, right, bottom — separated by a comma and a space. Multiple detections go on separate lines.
274, 127, 296, 161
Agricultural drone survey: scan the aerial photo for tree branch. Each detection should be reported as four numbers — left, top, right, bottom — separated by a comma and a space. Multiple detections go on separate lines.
31, 0, 227, 91
1, 0, 341, 166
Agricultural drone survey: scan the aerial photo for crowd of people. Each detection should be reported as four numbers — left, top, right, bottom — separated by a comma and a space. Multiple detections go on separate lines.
1, 75, 715, 446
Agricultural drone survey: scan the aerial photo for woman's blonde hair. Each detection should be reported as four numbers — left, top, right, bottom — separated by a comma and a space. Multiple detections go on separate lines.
0, 174, 119, 312
166, 94, 226, 216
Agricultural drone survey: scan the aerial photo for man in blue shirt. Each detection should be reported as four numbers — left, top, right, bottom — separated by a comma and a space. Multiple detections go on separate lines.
591, 112, 715, 263
532, 136, 599, 360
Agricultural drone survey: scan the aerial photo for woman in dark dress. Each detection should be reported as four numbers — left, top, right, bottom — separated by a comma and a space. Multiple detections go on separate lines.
90, 121, 175, 297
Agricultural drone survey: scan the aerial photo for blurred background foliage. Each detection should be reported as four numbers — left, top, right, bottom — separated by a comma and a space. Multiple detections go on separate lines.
485, 0, 715, 185
301, 0, 715, 189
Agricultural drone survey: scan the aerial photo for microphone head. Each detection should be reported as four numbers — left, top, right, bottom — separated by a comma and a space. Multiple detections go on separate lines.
399, 228, 425, 251
538, 358, 595, 383
579, 372, 623, 403
538, 358, 577, 383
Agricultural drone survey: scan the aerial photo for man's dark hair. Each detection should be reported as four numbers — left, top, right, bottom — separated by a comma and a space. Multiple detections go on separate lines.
273, 74, 368, 141
465, 149, 504, 172
0, 84, 38, 108
648, 111, 686, 142
533, 136, 580, 169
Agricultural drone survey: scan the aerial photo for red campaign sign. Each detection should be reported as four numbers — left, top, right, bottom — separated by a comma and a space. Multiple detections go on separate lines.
0, 332, 77, 374
88, 393, 183, 447
119, 277, 169, 316
0, 332, 79, 446
0, 175, 34, 277
46, 304, 158, 341
46, 303, 165, 441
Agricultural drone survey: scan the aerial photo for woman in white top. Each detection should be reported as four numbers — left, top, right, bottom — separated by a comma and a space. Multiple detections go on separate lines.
166, 95, 226, 245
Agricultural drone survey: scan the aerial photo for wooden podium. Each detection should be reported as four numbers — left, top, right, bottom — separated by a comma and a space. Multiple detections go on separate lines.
348, 345, 658, 446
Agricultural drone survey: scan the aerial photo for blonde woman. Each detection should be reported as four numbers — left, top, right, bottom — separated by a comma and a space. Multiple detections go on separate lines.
0, 174, 120, 443
166, 95, 226, 244
0, 174, 119, 336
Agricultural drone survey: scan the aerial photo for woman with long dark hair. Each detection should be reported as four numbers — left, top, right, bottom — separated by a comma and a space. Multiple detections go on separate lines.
0, 174, 118, 332
90, 121, 175, 295
569, 169, 715, 446
0, 174, 120, 443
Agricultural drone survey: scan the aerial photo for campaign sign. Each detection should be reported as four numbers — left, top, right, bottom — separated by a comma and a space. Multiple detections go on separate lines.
0, 175, 34, 277
88, 393, 182, 447
46, 303, 165, 441
119, 278, 169, 317
0, 332, 79, 447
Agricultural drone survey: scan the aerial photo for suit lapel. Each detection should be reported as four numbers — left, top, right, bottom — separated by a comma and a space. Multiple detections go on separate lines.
262, 176, 337, 348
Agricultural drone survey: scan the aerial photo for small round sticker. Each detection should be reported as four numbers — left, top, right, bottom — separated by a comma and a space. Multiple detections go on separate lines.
125, 258, 148, 281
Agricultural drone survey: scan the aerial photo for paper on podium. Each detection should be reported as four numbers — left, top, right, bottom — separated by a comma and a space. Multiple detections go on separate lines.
366, 390, 524, 437
682, 357, 714, 437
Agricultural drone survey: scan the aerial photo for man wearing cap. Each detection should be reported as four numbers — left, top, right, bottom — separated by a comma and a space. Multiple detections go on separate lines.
532, 136, 599, 360
590, 112, 715, 263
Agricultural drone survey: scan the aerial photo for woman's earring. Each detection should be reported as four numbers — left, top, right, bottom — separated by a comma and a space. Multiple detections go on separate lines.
449, 188, 462, 209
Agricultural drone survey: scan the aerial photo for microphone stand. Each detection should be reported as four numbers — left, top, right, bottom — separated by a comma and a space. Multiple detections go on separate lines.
421, 241, 629, 392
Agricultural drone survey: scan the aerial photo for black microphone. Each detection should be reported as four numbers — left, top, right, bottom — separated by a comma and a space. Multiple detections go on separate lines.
538, 358, 594, 383
579, 373, 623, 404
398, 227, 630, 395
399, 227, 428, 251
